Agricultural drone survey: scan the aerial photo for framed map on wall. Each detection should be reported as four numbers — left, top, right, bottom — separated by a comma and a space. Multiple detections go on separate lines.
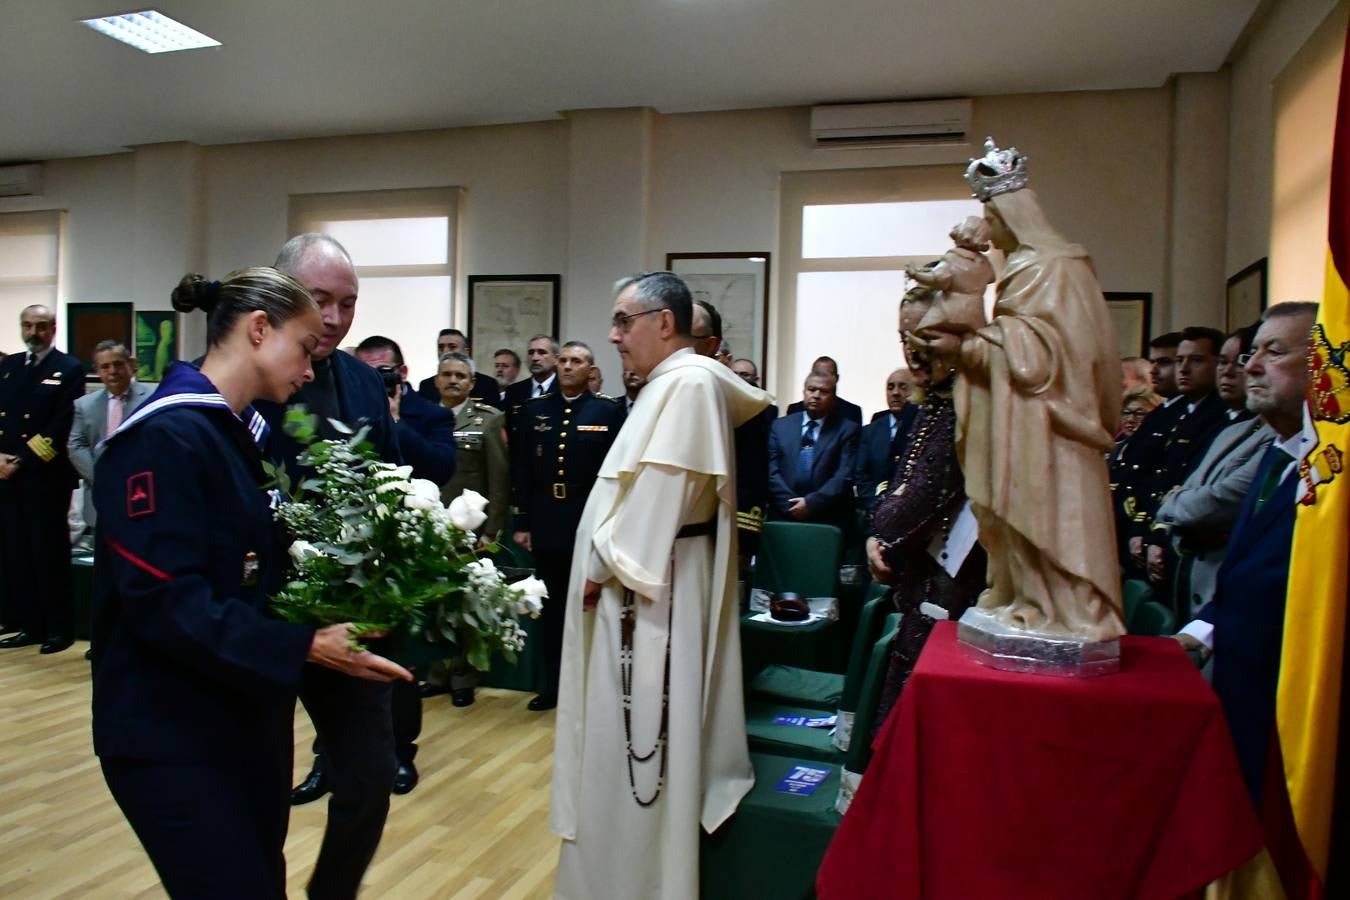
467, 275, 561, 372
666, 252, 771, 381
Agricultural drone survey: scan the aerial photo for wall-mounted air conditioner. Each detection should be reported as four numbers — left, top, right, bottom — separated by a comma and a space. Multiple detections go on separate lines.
810, 99, 971, 148
0, 164, 43, 197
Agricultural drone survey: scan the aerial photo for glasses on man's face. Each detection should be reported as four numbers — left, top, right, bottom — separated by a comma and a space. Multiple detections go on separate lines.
611, 308, 662, 332
1121, 408, 1150, 419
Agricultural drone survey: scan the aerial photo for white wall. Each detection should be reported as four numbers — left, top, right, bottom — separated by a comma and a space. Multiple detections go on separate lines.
0, 81, 1251, 384
1226, 0, 1343, 278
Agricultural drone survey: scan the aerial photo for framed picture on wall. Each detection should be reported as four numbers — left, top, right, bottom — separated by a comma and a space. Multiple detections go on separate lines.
1226, 258, 1268, 331
67, 302, 133, 379
666, 252, 771, 380
135, 310, 179, 382
1103, 292, 1153, 358
467, 275, 561, 371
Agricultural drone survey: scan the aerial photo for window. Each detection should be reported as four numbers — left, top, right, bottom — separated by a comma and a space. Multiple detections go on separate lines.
290, 188, 459, 385
778, 167, 983, 417
0, 211, 62, 355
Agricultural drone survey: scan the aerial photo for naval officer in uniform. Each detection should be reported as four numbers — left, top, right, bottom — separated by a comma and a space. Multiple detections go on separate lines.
511, 340, 624, 710
0, 304, 85, 653
423, 350, 511, 706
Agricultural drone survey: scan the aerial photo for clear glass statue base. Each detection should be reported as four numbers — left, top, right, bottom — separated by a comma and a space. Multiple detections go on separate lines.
956, 607, 1121, 677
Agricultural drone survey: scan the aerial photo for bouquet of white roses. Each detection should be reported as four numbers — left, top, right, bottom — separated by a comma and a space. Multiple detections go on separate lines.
268, 411, 546, 670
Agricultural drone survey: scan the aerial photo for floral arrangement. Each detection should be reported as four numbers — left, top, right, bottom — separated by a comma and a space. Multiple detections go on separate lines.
268, 411, 546, 671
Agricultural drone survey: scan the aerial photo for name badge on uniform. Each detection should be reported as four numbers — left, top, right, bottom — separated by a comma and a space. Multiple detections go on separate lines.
576, 425, 609, 432
41, 378, 63, 386
242, 551, 259, 586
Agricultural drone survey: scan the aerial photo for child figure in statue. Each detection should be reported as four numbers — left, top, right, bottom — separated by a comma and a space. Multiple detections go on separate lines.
914, 138, 1125, 644
906, 215, 994, 336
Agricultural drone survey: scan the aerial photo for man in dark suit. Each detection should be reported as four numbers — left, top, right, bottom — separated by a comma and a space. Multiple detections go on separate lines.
855, 368, 919, 516
768, 370, 861, 534
256, 234, 405, 899
0, 304, 84, 653
492, 348, 521, 403
354, 336, 457, 488
511, 340, 624, 711
1175, 302, 1317, 812
786, 356, 863, 425
502, 334, 560, 430
415, 328, 500, 409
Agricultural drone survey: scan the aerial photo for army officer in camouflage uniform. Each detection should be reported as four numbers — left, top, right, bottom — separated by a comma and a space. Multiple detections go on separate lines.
423, 351, 510, 706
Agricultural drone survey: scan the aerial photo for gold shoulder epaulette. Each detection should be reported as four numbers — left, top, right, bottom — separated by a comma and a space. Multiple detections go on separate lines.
26, 434, 56, 463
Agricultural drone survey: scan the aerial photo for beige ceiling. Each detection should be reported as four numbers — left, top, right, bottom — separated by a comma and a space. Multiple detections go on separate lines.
2, 0, 1261, 161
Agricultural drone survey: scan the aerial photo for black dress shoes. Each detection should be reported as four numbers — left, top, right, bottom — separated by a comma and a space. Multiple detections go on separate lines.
290, 759, 330, 806
527, 694, 557, 712
392, 761, 419, 795
418, 681, 449, 699
0, 631, 39, 649
40, 636, 73, 654
451, 687, 475, 708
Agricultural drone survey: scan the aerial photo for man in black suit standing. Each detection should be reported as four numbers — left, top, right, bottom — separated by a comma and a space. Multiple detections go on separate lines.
1175, 303, 1317, 812
0, 305, 84, 653
258, 233, 404, 899
768, 370, 861, 534
855, 368, 919, 516
503, 334, 560, 429
415, 328, 500, 409
786, 356, 863, 425
511, 340, 624, 711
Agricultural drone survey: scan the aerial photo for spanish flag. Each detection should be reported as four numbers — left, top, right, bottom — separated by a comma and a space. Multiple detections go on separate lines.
1275, 21, 1350, 899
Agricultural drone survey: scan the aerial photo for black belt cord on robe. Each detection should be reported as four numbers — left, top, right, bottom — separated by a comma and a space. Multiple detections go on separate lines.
619, 517, 715, 806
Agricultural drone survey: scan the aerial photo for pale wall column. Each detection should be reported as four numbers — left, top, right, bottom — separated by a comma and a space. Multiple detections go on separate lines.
1166, 72, 1231, 334
129, 142, 207, 352
563, 108, 654, 368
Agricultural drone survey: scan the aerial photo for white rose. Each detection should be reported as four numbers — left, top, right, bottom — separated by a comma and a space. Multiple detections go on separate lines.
510, 575, 548, 616
466, 558, 498, 580
374, 464, 415, 495
448, 492, 489, 532
289, 540, 322, 565
456, 488, 489, 514
403, 478, 443, 511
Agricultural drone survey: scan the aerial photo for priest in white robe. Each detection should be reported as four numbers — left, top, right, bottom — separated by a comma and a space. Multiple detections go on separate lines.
551, 272, 773, 899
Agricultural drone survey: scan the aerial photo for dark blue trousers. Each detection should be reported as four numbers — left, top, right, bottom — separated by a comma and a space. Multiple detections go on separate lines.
102, 754, 291, 898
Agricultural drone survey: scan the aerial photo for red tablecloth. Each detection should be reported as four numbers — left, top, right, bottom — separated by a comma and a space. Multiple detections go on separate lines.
817, 622, 1263, 900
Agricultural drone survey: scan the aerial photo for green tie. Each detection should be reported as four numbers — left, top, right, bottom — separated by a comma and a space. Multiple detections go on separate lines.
1256, 448, 1295, 509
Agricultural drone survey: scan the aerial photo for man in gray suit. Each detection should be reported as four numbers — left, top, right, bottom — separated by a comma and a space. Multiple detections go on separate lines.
68, 340, 152, 532
1152, 326, 1272, 617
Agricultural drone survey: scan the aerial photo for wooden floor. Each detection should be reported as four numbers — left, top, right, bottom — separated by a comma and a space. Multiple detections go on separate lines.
0, 641, 560, 899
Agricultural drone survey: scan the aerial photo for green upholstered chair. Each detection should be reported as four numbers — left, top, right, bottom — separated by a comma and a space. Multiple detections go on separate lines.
1121, 579, 1153, 632
751, 521, 844, 597
748, 584, 892, 712
745, 613, 900, 767
1130, 600, 1177, 637
741, 522, 848, 679
706, 617, 903, 899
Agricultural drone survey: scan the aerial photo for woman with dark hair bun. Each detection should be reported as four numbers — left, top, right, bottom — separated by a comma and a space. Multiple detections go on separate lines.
91, 267, 412, 898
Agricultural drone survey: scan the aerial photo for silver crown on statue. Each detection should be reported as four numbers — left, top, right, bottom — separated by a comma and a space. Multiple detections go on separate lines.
964, 137, 1029, 202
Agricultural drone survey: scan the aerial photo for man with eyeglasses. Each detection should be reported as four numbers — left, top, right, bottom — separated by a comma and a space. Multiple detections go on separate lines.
1152, 323, 1272, 618
1174, 302, 1317, 814
550, 272, 771, 900
1134, 326, 1228, 601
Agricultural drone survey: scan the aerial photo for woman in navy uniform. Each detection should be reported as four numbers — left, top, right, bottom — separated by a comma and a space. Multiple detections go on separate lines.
91, 269, 411, 899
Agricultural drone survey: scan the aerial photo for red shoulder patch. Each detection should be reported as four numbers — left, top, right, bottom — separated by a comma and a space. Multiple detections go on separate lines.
126, 472, 156, 518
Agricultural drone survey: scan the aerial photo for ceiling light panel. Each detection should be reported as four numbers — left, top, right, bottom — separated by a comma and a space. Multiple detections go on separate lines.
81, 10, 221, 54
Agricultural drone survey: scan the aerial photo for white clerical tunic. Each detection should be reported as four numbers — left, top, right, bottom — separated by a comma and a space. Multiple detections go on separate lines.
551, 348, 772, 900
